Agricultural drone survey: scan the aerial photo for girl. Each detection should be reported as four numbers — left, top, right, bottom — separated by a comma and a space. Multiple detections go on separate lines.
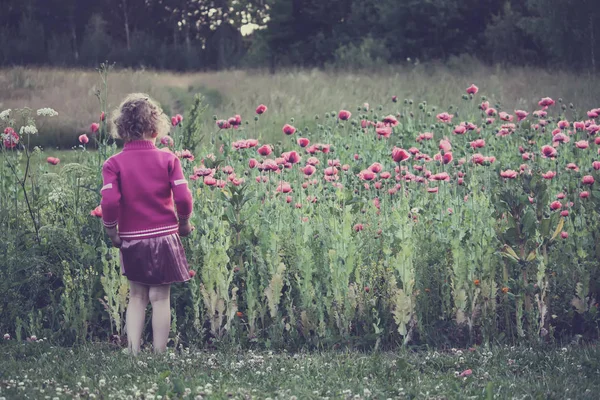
100, 93, 194, 355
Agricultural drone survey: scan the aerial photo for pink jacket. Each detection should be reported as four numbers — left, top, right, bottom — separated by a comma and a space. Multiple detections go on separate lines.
100, 140, 193, 240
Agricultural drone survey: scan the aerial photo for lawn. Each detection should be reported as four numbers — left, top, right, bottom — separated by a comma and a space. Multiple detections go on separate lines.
1, 342, 599, 399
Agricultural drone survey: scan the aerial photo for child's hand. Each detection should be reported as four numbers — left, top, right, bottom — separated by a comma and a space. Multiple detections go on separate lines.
179, 220, 195, 237
105, 227, 122, 248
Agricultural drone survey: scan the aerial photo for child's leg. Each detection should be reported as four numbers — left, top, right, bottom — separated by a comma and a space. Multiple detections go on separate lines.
126, 281, 149, 355
149, 284, 171, 353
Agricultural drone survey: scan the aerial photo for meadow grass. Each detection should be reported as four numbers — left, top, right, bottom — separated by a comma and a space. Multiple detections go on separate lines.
1, 64, 598, 148
1, 342, 599, 399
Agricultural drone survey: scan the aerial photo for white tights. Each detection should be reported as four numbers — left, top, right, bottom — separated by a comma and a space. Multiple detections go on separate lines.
126, 282, 171, 355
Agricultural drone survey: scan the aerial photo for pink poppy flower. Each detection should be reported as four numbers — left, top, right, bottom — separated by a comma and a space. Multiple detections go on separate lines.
486, 108, 497, 116
257, 145, 272, 156
560, 231, 569, 239
282, 151, 301, 164
369, 162, 383, 173
582, 175, 595, 185
427, 187, 439, 193
556, 192, 566, 199
354, 224, 364, 232
380, 171, 391, 179
90, 206, 102, 218
538, 97, 555, 107
228, 115, 242, 127
216, 120, 231, 129
576, 140, 589, 149
566, 163, 579, 172
499, 112, 513, 122
500, 170, 518, 179
282, 124, 296, 135
480, 101, 489, 110
431, 172, 450, 181
459, 369, 473, 378
324, 167, 338, 176
338, 110, 352, 121
472, 154, 485, 165
256, 104, 267, 115
515, 110, 529, 121
90, 123, 100, 133
176, 150, 194, 161
550, 201, 562, 211
442, 152, 453, 165
558, 120, 569, 129
580, 191, 590, 199
541, 145, 557, 158
436, 112, 453, 123
306, 157, 320, 166
382, 115, 399, 127
161, 136, 174, 147
359, 170, 376, 181
439, 139, 452, 153
409, 147, 420, 154
100, 112, 106, 121
47, 157, 60, 165
2, 128, 19, 148
470, 139, 485, 149
277, 182, 292, 193
560, 210, 569, 217
79, 134, 89, 144
376, 126, 392, 138
453, 125, 466, 135
416, 132, 434, 142
392, 147, 411, 163
203, 176, 217, 186
297, 137, 310, 147
593, 161, 600, 170
466, 84, 478, 95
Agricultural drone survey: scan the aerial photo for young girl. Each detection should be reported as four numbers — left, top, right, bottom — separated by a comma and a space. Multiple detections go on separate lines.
100, 93, 194, 355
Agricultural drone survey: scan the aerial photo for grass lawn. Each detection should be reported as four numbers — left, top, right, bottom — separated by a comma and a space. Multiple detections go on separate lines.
1, 342, 599, 399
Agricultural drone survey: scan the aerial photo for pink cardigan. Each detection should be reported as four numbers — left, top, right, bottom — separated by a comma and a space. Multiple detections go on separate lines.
100, 140, 193, 240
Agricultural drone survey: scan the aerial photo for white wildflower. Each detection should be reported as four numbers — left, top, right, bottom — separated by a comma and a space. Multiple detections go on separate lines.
0, 109, 10, 121
19, 125, 38, 135
37, 108, 58, 117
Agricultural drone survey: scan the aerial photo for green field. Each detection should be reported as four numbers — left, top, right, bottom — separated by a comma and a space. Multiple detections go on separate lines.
2, 65, 599, 148
1, 342, 599, 399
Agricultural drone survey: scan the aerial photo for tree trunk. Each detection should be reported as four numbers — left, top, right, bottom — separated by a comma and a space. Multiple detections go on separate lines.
590, 12, 596, 75
217, 27, 226, 70
122, 0, 131, 50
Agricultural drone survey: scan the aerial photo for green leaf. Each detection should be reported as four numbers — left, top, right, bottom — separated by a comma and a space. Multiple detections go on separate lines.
540, 217, 551, 238
521, 209, 536, 239
503, 227, 519, 245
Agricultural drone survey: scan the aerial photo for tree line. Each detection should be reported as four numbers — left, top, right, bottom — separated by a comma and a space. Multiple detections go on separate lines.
0, 0, 597, 72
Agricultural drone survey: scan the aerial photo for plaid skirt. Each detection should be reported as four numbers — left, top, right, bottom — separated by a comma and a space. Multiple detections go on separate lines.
120, 233, 191, 286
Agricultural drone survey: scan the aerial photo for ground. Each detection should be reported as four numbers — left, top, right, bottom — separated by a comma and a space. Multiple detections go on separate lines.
1, 342, 599, 399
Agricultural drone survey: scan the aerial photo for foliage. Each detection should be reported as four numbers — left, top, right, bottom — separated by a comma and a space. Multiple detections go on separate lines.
2, 67, 600, 350
0, 0, 599, 71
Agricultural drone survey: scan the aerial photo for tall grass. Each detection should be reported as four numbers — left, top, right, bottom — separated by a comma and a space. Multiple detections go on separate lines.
0, 63, 598, 148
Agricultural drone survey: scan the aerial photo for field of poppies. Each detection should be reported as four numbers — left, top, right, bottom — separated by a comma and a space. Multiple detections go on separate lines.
1, 65, 599, 350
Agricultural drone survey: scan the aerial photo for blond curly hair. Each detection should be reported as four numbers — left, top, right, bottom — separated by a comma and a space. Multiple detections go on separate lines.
110, 93, 170, 141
